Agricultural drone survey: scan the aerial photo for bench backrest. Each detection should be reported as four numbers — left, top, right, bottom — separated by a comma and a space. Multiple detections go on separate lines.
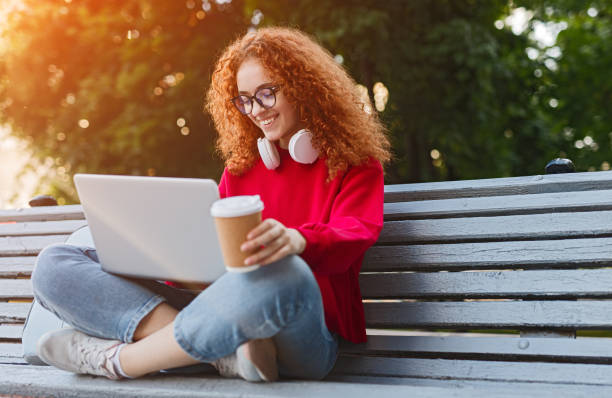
3, 170, 612, 386
363, 171, 612, 330
335, 170, 612, 385
0, 205, 86, 361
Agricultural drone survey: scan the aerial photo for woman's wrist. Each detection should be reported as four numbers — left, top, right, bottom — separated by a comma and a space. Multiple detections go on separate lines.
288, 228, 307, 255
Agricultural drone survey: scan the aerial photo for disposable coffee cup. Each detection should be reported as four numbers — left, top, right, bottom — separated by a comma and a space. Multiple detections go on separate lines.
210, 195, 264, 273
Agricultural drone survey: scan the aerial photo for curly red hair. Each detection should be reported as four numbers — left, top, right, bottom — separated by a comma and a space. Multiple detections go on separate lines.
206, 26, 391, 180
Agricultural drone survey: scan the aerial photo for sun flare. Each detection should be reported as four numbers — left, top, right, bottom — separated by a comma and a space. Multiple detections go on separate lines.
0, 125, 39, 208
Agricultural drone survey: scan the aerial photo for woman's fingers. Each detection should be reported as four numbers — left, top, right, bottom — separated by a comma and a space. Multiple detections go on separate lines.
245, 233, 289, 265
258, 245, 291, 266
241, 221, 282, 252
245, 219, 274, 241
241, 219, 306, 266
245, 220, 271, 240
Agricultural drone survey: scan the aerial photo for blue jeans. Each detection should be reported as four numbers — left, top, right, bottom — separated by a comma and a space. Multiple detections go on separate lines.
31, 243, 338, 380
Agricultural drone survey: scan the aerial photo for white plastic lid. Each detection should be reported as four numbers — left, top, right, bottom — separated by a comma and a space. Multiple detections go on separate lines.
210, 195, 264, 218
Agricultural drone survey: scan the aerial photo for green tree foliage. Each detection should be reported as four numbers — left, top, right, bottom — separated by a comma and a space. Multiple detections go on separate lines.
1, 0, 248, 202
1, 0, 611, 204
260, 0, 551, 181
516, 0, 612, 172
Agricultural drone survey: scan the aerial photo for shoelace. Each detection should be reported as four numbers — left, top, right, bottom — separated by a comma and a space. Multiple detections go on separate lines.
73, 334, 117, 377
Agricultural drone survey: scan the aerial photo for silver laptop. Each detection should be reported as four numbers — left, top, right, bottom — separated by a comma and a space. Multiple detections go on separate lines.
73, 174, 226, 283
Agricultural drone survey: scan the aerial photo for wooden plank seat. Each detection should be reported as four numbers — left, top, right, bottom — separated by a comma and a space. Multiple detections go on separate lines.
3, 170, 612, 396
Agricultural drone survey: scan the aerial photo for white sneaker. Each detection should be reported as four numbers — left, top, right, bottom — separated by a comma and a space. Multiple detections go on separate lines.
37, 328, 122, 380
213, 338, 278, 382
212, 352, 242, 379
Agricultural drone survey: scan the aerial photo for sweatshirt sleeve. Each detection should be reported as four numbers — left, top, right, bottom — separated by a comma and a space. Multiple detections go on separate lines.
296, 158, 384, 275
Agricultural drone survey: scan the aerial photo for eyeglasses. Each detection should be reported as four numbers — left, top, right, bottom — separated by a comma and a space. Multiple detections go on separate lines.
231, 86, 280, 115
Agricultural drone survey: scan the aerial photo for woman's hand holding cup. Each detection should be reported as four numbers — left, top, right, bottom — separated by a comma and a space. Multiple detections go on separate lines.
241, 218, 306, 266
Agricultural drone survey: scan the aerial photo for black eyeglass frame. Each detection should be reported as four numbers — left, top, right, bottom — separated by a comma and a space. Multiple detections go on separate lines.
231, 85, 281, 115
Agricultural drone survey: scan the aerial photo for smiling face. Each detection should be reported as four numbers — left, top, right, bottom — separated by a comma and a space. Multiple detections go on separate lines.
236, 58, 302, 149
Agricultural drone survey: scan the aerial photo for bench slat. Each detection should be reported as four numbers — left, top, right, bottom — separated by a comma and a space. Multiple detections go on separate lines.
0, 220, 87, 237
0, 267, 34, 278
364, 301, 612, 329
0, 205, 84, 223
0, 324, 23, 340
0, 303, 32, 323
0, 256, 36, 277
363, 237, 612, 271
0, 256, 37, 265
0, 343, 23, 363
0, 280, 32, 299
385, 189, 612, 220
342, 335, 612, 363
20, 271, 612, 324
360, 269, 612, 299
3, 175, 612, 219
0, 235, 69, 256
384, 170, 612, 202
13, 263, 605, 301
332, 355, 612, 385
379, 210, 612, 244
0, 364, 483, 398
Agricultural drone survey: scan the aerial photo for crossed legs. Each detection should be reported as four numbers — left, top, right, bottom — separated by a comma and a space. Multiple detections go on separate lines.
32, 243, 338, 380
121, 303, 190, 377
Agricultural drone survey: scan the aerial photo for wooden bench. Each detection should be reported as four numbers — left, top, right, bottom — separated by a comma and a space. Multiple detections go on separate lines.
3, 170, 612, 397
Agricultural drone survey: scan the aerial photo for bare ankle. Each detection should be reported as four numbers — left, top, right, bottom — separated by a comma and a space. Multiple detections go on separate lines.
111, 343, 133, 378
240, 338, 278, 382
133, 303, 178, 341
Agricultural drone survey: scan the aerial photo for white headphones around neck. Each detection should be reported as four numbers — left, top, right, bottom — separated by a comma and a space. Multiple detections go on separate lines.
257, 129, 319, 170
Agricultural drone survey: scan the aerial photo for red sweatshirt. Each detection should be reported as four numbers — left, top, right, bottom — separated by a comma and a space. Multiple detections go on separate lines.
218, 145, 384, 343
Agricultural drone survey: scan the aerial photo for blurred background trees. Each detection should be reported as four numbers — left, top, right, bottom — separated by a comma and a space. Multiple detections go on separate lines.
1, 0, 611, 205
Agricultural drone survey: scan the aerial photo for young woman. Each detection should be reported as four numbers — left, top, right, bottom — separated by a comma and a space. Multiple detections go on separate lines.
32, 26, 391, 382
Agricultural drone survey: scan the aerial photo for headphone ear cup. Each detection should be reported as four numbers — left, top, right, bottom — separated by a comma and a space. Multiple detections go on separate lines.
257, 138, 280, 170
289, 129, 319, 164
